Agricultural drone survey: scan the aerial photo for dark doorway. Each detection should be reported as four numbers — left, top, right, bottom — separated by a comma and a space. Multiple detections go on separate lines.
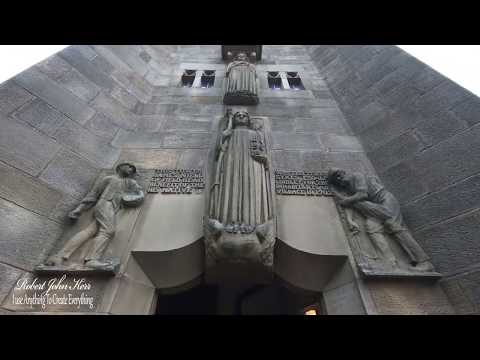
155, 281, 323, 315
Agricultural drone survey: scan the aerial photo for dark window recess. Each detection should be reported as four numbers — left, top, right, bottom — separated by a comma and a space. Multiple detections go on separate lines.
181, 69, 196, 87
286, 72, 305, 90
200, 70, 215, 88
267, 72, 282, 90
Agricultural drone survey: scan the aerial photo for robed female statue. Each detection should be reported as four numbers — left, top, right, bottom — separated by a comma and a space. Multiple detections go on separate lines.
205, 110, 275, 267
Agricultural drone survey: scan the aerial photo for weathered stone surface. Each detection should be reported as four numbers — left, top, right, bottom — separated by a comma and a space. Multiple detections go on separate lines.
0, 262, 24, 305
14, 67, 95, 125
163, 117, 212, 132
450, 96, 480, 127
295, 116, 349, 134
108, 277, 155, 315
403, 173, 480, 231
414, 110, 469, 147
414, 209, 480, 273
441, 267, 480, 314
35, 55, 72, 80
118, 149, 179, 169
272, 150, 304, 170
90, 92, 137, 130
0, 161, 62, 218
163, 131, 211, 148
177, 149, 208, 169
0, 113, 60, 176
368, 131, 426, 173
52, 119, 121, 168
59, 46, 115, 91
84, 112, 120, 141
13, 98, 67, 136
0, 198, 64, 271
110, 86, 138, 110
319, 134, 363, 152
367, 279, 454, 314
39, 149, 99, 199
272, 132, 322, 150
414, 79, 473, 116
323, 282, 365, 315
57, 67, 101, 102
0, 81, 35, 115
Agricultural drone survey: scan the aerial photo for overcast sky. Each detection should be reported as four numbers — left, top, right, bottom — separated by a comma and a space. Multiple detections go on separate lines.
0, 45, 478, 97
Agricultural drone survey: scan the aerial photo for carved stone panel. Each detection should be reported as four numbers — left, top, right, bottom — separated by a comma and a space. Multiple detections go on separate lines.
327, 169, 441, 279
205, 110, 275, 270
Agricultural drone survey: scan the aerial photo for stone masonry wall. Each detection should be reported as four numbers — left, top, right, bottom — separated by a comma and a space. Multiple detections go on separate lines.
0, 45, 376, 313
307, 45, 480, 314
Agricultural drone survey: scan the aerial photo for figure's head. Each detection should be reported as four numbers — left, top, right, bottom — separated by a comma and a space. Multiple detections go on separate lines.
115, 162, 137, 177
235, 52, 248, 61
327, 168, 349, 188
233, 111, 250, 127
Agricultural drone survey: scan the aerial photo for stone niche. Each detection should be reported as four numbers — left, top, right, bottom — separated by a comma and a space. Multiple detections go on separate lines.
221, 45, 262, 62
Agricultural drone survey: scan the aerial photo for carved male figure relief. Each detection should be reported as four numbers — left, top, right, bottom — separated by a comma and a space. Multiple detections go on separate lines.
327, 168, 434, 272
43, 162, 144, 271
223, 52, 259, 105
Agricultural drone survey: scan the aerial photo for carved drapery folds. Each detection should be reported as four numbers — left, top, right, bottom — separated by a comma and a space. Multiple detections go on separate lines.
222, 45, 260, 105
327, 168, 440, 278
205, 110, 275, 268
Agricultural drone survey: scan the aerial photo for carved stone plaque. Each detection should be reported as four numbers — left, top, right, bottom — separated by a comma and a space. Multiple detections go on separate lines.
275, 170, 333, 196
148, 169, 205, 194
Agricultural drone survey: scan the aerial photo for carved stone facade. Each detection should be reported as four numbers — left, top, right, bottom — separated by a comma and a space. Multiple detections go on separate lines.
205, 110, 275, 268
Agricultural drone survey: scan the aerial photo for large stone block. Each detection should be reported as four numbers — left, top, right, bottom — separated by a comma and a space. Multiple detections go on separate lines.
59, 46, 115, 91
441, 267, 480, 314
39, 149, 100, 199
84, 112, 120, 141
323, 282, 365, 315
118, 149, 179, 169
0, 114, 60, 176
14, 67, 95, 125
414, 110, 469, 147
177, 149, 208, 169
57, 67, 101, 102
0, 161, 62, 218
403, 173, 480, 231
368, 130, 426, 173
379, 161, 429, 205
163, 131, 211, 148
89, 92, 137, 130
357, 107, 423, 152
412, 122, 480, 194
414, 79, 473, 116
163, 117, 212, 132
0, 198, 64, 271
318, 134, 363, 153
272, 132, 322, 150
414, 209, 480, 273
12, 98, 68, 136
272, 150, 304, 170
0, 80, 35, 116
52, 119, 120, 168
35, 55, 72, 80
451, 96, 480, 127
